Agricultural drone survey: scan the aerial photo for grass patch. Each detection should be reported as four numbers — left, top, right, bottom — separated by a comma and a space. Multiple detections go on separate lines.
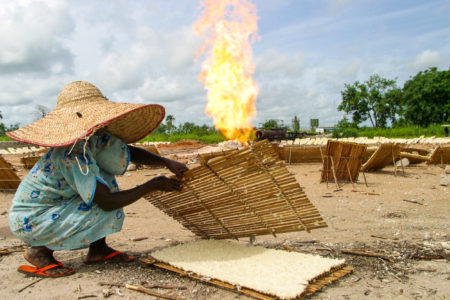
357, 125, 445, 138
0, 136, 13, 141
140, 132, 225, 144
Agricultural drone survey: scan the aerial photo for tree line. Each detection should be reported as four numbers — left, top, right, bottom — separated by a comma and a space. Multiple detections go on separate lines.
152, 114, 219, 136
338, 67, 449, 128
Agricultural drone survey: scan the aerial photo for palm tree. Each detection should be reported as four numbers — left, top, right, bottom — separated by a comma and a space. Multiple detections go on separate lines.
166, 115, 175, 134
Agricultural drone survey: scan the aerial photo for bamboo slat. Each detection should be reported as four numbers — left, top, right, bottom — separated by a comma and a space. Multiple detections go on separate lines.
427, 145, 450, 164
361, 143, 404, 171
20, 155, 41, 169
399, 152, 429, 164
320, 141, 367, 183
0, 155, 21, 191
279, 146, 326, 163
145, 140, 326, 239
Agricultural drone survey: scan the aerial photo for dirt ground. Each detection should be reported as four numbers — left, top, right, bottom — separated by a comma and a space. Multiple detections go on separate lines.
0, 144, 449, 300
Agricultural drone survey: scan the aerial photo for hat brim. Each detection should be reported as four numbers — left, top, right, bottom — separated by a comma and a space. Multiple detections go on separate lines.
7, 99, 165, 147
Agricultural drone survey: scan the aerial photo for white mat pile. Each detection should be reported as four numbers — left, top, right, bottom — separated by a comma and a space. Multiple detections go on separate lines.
152, 240, 345, 299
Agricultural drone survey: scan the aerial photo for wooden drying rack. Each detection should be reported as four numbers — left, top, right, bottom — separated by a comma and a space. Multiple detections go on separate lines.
320, 140, 368, 189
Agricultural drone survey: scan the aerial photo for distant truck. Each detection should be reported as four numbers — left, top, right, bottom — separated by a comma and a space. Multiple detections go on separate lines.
255, 128, 309, 142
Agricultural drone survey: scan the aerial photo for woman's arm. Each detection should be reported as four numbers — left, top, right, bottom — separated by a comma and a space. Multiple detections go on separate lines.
93, 176, 182, 211
129, 145, 188, 178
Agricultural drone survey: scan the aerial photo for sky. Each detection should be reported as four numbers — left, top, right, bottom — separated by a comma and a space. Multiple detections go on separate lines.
0, 0, 449, 130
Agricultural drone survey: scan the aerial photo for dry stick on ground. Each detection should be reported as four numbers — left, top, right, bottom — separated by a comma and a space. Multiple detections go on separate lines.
125, 284, 181, 300
18, 278, 45, 293
370, 234, 389, 240
99, 282, 124, 287
341, 249, 393, 262
100, 282, 187, 290
77, 295, 97, 300
132, 237, 148, 242
409, 254, 445, 260
403, 199, 423, 205
144, 284, 187, 290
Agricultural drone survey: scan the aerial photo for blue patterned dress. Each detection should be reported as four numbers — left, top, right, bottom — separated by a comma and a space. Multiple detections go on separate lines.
8, 133, 130, 250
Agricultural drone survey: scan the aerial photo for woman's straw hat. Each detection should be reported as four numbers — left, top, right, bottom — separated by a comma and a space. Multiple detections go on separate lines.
7, 81, 165, 147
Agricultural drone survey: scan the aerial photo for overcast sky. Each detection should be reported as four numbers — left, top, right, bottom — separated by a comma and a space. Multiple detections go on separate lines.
0, 0, 449, 130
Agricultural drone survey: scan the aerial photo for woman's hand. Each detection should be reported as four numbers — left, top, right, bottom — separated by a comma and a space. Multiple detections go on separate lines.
148, 176, 183, 192
163, 158, 188, 179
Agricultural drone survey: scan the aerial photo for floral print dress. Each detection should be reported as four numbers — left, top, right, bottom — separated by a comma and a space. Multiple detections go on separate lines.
9, 133, 130, 250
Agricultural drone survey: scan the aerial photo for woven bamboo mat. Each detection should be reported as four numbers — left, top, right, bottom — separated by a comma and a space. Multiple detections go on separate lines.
20, 155, 41, 169
361, 143, 404, 171
400, 152, 429, 164
279, 146, 326, 163
0, 155, 21, 191
320, 141, 367, 183
145, 140, 326, 239
427, 145, 450, 164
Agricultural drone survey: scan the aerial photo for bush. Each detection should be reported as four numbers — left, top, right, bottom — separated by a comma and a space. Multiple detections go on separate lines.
357, 124, 444, 138
140, 132, 225, 144
332, 128, 359, 138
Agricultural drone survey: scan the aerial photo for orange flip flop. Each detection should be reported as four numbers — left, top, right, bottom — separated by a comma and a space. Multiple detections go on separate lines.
83, 251, 135, 264
18, 261, 75, 278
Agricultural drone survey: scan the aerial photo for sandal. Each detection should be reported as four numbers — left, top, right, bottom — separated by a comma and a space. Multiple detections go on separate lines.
18, 261, 75, 278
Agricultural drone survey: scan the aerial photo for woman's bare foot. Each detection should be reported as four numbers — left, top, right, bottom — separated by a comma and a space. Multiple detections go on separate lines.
24, 246, 73, 276
84, 237, 134, 263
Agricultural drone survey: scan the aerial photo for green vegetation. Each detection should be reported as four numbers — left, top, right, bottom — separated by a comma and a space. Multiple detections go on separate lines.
338, 67, 449, 128
334, 67, 449, 139
0, 110, 19, 137
140, 114, 225, 144
333, 124, 445, 138
0, 136, 13, 141
140, 132, 224, 144
400, 68, 449, 127
356, 124, 445, 138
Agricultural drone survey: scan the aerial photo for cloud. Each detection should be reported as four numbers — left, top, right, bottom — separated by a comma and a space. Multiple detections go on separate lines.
407, 50, 442, 72
93, 25, 201, 91
326, 0, 361, 11
255, 49, 304, 77
0, 0, 75, 75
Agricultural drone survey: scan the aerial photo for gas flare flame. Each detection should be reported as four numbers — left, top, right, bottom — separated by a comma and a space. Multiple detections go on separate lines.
194, 0, 258, 143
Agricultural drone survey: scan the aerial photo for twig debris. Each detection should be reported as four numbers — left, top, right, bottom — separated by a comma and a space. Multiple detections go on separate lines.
402, 199, 423, 205
341, 249, 393, 262
77, 295, 97, 300
18, 278, 45, 293
125, 284, 181, 300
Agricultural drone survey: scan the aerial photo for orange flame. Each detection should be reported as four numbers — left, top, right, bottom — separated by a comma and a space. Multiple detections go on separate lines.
194, 0, 258, 143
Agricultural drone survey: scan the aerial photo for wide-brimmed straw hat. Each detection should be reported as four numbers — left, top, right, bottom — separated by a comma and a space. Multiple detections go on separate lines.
7, 81, 165, 147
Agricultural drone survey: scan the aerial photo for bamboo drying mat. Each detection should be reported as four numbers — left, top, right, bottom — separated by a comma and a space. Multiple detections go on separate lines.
141, 240, 353, 300
279, 146, 326, 163
320, 141, 367, 183
399, 152, 429, 164
20, 155, 41, 169
361, 143, 404, 171
145, 140, 326, 239
0, 155, 21, 191
427, 145, 450, 164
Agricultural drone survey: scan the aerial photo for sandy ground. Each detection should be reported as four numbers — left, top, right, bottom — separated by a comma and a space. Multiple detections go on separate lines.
0, 145, 449, 300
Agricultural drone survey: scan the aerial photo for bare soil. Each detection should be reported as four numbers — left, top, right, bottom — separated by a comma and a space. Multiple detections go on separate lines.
0, 146, 449, 300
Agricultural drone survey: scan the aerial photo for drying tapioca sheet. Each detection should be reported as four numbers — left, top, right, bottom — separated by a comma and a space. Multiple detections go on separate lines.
151, 239, 346, 299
